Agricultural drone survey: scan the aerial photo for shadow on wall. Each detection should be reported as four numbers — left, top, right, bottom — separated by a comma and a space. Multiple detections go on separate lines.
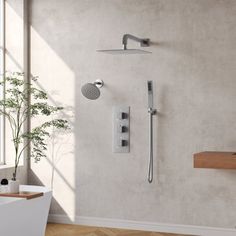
29, 171, 73, 224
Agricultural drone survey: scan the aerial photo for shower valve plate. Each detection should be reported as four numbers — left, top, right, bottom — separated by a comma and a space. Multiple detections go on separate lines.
112, 106, 130, 153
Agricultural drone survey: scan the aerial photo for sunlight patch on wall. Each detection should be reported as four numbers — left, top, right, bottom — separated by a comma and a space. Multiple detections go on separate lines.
5, 1, 23, 71
30, 26, 75, 221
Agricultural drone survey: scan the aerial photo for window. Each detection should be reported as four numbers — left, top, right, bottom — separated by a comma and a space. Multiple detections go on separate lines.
0, 0, 5, 165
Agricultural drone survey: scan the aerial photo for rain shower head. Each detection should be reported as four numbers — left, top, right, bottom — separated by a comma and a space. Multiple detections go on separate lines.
96, 49, 151, 54
97, 34, 152, 55
81, 79, 104, 100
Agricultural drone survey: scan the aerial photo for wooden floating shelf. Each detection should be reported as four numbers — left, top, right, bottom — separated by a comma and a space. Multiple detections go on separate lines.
0, 191, 43, 200
194, 151, 236, 169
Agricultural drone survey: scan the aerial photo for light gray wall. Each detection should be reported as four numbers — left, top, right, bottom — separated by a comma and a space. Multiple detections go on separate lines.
29, 0, 236, 228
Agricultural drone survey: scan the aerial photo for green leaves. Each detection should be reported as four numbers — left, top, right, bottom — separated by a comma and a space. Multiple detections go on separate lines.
30, 102, 63, 116
23, 126, 49, 162
26, 119, 69, 162
31, 88, 47, 100
42, 119, 69, 129
0, 72, 69, 174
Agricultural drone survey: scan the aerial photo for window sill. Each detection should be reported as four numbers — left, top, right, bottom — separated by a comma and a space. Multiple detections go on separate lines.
0, 164, 23, 170
0, 164, 15, 170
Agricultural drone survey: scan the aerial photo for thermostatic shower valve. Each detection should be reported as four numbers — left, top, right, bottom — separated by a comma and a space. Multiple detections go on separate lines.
112, 106, 130, 153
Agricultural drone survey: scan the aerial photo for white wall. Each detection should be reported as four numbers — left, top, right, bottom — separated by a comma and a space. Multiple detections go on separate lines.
29, 0, 236, 229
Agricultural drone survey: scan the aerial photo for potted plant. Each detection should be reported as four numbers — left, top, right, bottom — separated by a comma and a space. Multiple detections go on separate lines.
0, 72, 69, 192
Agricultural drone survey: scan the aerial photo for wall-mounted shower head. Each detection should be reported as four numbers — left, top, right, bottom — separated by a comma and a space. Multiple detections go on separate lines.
97, 49, 151, 54
81, 79, 104, 100
97, 34, 152, 54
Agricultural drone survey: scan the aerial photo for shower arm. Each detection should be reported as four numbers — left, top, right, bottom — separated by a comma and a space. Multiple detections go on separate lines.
122, 34, 150, 50
94, 79, 104, 88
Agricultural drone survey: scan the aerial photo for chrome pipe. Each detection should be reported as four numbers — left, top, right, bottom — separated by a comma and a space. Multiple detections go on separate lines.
148, 108, 156, 183
122, 34, 150, 49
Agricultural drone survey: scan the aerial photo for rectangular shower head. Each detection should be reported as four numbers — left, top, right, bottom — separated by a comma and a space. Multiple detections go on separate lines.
96, 49, 152, 54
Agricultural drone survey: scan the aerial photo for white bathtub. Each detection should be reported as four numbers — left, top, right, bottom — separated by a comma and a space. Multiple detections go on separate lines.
0, 185, 52, 236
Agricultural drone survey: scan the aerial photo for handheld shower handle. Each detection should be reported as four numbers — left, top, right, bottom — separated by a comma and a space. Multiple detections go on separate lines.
147, 81, 153, 108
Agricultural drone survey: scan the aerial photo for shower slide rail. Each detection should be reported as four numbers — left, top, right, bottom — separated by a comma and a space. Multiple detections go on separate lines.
147, 81, 156, 183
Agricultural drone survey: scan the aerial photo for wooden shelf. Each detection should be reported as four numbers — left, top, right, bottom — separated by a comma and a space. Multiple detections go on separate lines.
0, 191, 43, 200
194, 151, 236, 169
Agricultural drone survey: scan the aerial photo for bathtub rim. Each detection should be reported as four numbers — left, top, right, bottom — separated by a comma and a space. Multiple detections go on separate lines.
20, 184, 52, 194
0, 185, 51, 205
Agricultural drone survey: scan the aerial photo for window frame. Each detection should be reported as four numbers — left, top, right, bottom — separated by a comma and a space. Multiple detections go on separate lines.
0, 0, 5, 165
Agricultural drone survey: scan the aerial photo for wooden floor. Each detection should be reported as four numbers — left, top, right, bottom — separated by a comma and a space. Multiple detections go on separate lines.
46, 223, 192, 236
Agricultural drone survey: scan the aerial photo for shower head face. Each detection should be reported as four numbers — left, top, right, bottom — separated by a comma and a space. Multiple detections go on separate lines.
81, 83, 101, 100
97, 49, 152, 54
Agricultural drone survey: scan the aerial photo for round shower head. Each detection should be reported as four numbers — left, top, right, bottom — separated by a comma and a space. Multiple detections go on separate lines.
81, 80, 104, 100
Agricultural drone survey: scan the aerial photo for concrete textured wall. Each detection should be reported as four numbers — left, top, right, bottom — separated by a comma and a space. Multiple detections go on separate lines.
29, 0, 236, 228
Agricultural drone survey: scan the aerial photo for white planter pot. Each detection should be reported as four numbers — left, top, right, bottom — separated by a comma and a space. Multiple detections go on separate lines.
8, 180, 20, 193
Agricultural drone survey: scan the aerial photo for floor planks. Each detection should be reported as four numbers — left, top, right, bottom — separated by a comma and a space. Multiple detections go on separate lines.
46, 223, 192, 236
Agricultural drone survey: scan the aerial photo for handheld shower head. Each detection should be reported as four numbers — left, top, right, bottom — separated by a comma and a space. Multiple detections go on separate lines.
147, 80, 153, 108
81, 80, 104, 100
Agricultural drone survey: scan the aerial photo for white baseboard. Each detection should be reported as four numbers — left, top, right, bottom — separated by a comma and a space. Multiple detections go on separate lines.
48, 214, 236, 236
